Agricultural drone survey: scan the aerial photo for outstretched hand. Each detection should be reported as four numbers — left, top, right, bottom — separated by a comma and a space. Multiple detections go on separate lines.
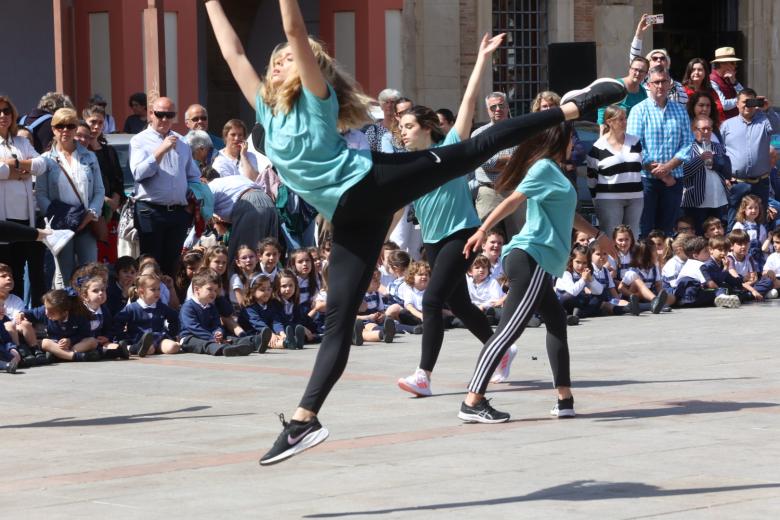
635, 14, 651, 36
463, 230, 485, 257
479, 33, 506, 59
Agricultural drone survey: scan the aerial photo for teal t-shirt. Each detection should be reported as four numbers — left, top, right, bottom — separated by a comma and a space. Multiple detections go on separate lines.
597, 77, 648, 124
255, 85, 373, 221
502, 158, 576, 277
414, 130, 481, 244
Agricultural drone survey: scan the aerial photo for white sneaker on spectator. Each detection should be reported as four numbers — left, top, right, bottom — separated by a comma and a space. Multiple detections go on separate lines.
766, 289, 779, 299
43, 229, 75, 256
491, 345, 518, 383
714, 294, 741, 308
397, 368, 432, 397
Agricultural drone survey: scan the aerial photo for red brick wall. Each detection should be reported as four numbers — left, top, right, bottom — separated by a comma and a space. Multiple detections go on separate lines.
574, 0, 595, 42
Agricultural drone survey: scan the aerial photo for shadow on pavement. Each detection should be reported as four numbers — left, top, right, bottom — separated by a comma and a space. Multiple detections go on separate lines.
581, 400, 779, 421
0, 405, 255, 428
304, 479, 780, 517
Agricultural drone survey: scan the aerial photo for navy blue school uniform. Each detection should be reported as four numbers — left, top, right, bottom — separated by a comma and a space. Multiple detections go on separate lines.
107, 281, 129, 315
113, 300, 180, 344
701, 258, 742, 290
278, 298, 319, 335
238, 300, 285, 334
591, 264, 615, 303
363, 291, 384, 312
298, 276, 317, 308
555, 271, 604, 317
179, 298, 224, 341
0, 319, 17, 362
23, 305, 91, 343
738, 221, 766, 272
86, 304, 114, 338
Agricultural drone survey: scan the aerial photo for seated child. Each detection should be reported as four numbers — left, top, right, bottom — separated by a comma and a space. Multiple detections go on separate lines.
619, 239, 670, 315
174, 250, 204, 303
700, 236, 742, 307
78, 274, 129, 360
467, 255, 505, 325
609, 224, 635, 294
702, 216, 725, 240
276, 269, 318, 346
0, 304, 21, 373
107, 256, 138, 315
113, 273, 181, 356
555, 245, 603, 323
660, 233, 691, 300
237, 276, 285, 350
230, 244, 261, 308
0, 263, 41, 365
377, 241, 400, 293
138, 256, 179, 309
673, 237, 720, 307
398, 261, 434, 334
353, 269, 396, 346
383, 249, 411, 323
481, 228, 506, 282
179, 271, 264, 356
589, 241, 627, 315
726, 229, 774, 301
762, 229, 780, 294
20, 289, 100, 362
288, 249, 319, 312
257, 237, 282, 281
572, 230, 593, 248
732, 194, 769, 272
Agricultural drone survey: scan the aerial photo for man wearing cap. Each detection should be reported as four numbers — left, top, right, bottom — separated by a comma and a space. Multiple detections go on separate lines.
629, 14, 688, 105
721, 88, 780, 229
709, 47, 744, 121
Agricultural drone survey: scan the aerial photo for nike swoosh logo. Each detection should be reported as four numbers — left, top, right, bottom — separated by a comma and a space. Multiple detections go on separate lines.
430, 151, 442, 163
287, 425, 314, 445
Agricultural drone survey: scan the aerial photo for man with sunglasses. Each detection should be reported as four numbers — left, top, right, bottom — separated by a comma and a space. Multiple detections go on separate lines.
130, 97, 200, 276
184, 104, 224, 162
470, 92, 524, 239
629, 14, 688, 105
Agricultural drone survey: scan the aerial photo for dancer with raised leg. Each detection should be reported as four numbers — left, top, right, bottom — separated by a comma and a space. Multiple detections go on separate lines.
204, 0, 626, 465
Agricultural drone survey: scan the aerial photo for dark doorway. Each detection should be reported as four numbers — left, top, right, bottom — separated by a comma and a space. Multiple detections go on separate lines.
651, 0, 743, 83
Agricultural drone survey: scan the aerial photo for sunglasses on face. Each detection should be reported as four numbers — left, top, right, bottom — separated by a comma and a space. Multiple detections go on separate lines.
651, 55, 667, 61
53, 124, 77, 130
489, 103, 506, 112
189, 115, 207, 122
154, 111, 176, 120
0, 107, 12, 116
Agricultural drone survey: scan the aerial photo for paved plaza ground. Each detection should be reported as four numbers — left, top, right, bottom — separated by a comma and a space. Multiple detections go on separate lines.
1, 301, 779, 519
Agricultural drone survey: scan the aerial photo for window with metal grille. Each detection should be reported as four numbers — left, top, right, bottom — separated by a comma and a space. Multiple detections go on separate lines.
492, 0, 548, 115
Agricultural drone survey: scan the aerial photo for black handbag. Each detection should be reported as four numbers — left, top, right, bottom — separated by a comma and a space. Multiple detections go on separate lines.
45, 199, 87, 231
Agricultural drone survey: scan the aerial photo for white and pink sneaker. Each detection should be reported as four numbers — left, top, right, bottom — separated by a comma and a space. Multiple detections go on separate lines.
397, 368, 432, 397
491, 345, 518, 383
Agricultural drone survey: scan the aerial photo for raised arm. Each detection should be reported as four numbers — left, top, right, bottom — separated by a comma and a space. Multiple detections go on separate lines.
453, 33, 506, 140
279, 0, 328, 99
204, 0, 262, 106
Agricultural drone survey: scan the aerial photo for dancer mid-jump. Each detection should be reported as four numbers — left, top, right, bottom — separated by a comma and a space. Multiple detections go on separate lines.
204, 0, 626, 465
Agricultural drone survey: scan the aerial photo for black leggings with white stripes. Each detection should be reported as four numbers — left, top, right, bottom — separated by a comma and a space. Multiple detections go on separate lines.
467, 248, 571, 395
298, 109, 565, 413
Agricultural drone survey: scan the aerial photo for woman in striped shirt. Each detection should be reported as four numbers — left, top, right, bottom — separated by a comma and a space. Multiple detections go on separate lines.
586, 105, 644, 236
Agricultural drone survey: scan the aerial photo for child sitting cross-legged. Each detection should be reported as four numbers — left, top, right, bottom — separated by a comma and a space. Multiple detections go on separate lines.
275, 269, 319, 348
760, 228, 780, 297
113, 273, 181, 357
555, 245, 606, 323
660, 233, 692, 304
352, 269, 397, 346
700, 236, 742, 308
179, 271, 265, 356
619, 239, 672, 315
237, 275, 284, 350
466, 255, 505, 325
1, 263, 43, 366
0, 305, 21, 373
726, 229, 774, 301
673, 236, 721, 307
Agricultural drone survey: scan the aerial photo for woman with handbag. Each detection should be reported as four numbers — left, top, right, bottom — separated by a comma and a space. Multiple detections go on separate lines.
37, 108, 105, 286
0, 94, 50, 302
83, 105, 126, 263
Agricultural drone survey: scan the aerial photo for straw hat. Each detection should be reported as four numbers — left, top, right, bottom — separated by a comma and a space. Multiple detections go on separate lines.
711, 47, 742, 63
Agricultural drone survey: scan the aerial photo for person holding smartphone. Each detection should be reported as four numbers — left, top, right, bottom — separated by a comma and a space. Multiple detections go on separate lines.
211, 119, 261, 180
721, 88, 780, 229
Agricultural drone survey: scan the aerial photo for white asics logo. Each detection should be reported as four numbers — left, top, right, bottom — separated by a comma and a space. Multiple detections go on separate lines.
430, 151, 442, 163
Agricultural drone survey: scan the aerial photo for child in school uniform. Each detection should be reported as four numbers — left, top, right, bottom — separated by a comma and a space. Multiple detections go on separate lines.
113, 273, 181, 357
609, 224, 635, 295
174, 250, 204, 304
179, 271, 263, 356
0, 263, 41, 365
288, 248, 319, 312
107, 256, 138, 315
237, 275, 284, 350
382, 249, 411, 323
660, 233, 691, 302
78, 275, 129, 360
726, 229, 774, 301
257, 237, 282, 282
673, 236, 720, 307
702, 216, 725, 240
481, 228, 506, 282
377, 241, 400, 294
230, 244, 261, 308
619, 239, 672, 315
275, 269, 319, 346
588, 241, 627, 315
398, 261, 433, 334
700, 236, 742, 308
761, 229, 780, 295
555, 245, 602, 323
138, 256, 180, 310
466, 254, 505, 325
21, 289, 100, 362
353, 269, 396, 346
732, 194, 770, 273
188, 246, 247, 338
0, 297, 21, 373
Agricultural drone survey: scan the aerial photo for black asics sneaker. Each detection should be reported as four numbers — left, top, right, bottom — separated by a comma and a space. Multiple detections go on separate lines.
458, 398, 510, 423
550, 396, 576, 418
561, 78, 627, 116
259, 414, 330, 466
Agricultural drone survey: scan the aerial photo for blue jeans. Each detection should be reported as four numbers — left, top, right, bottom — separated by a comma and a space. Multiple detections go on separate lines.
641, 178, 683, 237
726, 178, 770, 231
56, 229, 97, 287
134, 202, 192, 276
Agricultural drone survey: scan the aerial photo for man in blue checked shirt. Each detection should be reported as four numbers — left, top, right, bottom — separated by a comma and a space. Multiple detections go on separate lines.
627, 66, 694, 237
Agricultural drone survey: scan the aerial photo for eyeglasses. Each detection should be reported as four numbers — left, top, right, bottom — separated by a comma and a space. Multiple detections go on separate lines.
153, 111, 176, 120
648, 79, 670, 86
650, 55, 668, 61
0, 107, 12, 116
488, 103, 506, 112
695, 126, 713, 132
189, 115, 208, 122
53, 124, 77, 131
629, 67, 648, 74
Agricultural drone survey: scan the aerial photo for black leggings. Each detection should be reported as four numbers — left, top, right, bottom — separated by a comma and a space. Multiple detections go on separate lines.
298, 108, 565, 413
420, 228, 494, 372
467, 249, 571, 395
0, 220, 39, 242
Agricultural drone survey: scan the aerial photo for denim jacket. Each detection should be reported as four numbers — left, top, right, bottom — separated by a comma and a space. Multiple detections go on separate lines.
37, 144, 105, 216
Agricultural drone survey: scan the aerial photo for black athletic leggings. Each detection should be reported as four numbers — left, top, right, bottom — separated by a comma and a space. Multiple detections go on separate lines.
420, 228, 494, 372
0, 220, 39, 242
467, 249, 571, 395
298, 108, 565, 413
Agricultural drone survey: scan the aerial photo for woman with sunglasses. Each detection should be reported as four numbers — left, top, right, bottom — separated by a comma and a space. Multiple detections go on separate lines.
37, 108, 105, 286
205, 0, 625, 465
0, 94, 52, 301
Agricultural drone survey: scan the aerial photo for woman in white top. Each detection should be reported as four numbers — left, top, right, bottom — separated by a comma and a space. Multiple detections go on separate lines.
586, 105, 644, 236
211, 119, 260, 179
0, 94, 49, 301
37, 108, 105, 286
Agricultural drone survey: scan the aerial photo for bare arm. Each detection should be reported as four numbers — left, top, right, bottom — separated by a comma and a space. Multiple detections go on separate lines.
463, 191, 527, 255
453, 33, 505, 140
204, 0, 262, 106
279, 0, 328, 99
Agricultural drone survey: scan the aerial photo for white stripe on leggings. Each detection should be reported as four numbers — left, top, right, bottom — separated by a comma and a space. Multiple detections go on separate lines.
468, 265, 546, 392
